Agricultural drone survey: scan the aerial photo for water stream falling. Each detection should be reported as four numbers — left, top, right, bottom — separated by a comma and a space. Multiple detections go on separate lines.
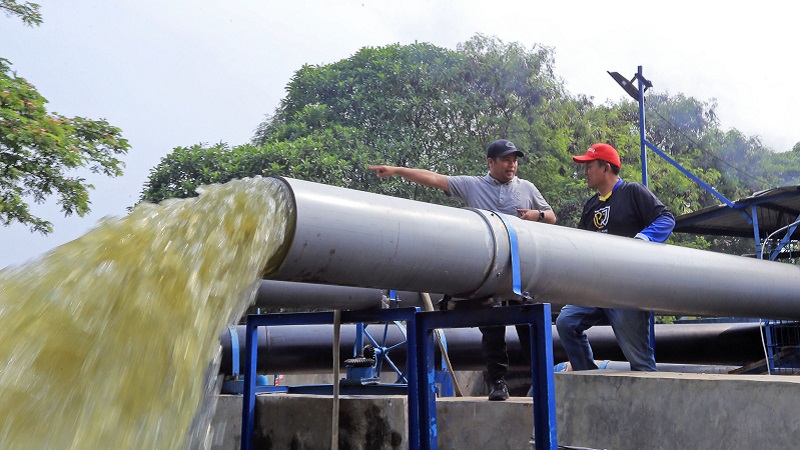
0, 177, 293, 448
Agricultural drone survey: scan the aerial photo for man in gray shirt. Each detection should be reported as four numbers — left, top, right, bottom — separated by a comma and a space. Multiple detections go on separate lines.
369, 139, 556, 400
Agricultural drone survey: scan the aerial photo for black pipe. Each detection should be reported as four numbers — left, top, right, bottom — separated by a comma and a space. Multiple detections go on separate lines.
219, 322, 765, 375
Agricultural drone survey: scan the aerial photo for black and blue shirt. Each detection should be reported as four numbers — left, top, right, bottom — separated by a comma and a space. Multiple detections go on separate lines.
578, 179, 675, 242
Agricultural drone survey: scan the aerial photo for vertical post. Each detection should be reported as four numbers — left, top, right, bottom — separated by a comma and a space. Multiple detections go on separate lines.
240, 317, 260, 450
637, 65, 648, 187
332, 310, 341, 450
636, 65, 657, 357
528, 303, 558, 449
416, 314, 438, 449
752, 204, 763, 259
354, 322, 364, 356
406, 311, 420, 450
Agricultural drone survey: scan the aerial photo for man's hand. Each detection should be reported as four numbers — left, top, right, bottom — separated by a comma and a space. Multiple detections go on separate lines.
518, 208, 556, 224
517, 208, 536, 221
367, 165, 449, 192
368, 165, 397, 178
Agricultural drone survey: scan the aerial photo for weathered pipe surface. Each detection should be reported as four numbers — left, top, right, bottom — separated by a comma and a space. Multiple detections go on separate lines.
266, 177, 800, 320
218, 322, 765, 375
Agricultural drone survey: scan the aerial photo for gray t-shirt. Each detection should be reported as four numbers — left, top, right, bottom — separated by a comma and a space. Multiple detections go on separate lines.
446, 174, 552, 217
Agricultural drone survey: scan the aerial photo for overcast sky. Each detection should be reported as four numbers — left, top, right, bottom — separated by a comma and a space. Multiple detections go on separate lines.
1, 0, 797, 269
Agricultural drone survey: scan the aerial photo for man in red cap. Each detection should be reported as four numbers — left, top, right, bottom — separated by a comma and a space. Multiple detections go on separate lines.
556, 143, 675, 371
369, 139, 556, 400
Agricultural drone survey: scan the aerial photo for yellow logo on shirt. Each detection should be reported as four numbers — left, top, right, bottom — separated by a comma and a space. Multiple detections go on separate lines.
593, 206, 610, 229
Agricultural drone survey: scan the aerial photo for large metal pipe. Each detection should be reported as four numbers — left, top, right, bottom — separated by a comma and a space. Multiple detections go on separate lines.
267, 177, 800, 320
218, 322, 766, 375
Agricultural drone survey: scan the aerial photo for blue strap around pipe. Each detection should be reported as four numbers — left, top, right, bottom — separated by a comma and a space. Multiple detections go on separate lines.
492, 211, 524, 298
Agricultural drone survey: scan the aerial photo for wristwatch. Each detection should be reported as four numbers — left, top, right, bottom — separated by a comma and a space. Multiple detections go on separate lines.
537, 210, 544, 222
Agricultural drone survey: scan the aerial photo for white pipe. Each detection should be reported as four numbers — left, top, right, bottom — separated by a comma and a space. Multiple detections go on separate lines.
267, 177, 800, 320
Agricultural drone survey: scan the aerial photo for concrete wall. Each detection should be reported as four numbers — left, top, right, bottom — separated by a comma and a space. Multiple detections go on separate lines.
440, 371, 800, 449
210, 395, 242, 450
436, 397, 536, 448
212, 371, 800, 449
556, 371, 800, 449
257, 395, 407, 449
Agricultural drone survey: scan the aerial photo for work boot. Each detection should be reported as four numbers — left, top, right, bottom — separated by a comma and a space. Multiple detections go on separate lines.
488, 379, 509, 401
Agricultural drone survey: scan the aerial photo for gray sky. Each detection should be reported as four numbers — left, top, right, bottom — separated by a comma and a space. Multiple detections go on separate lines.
1, 0, 797, 268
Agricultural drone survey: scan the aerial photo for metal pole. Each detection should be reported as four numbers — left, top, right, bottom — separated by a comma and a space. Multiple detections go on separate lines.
638, 65, 648, 187
636, 66, 657, 353
240, 317, 260, 450
529, 303, 557, 449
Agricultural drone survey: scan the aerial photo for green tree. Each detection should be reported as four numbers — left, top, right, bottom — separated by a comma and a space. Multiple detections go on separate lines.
141, 125, 375, 203
142, 33, 800, 257
154, 35, 566, 209
1, 0, 41, 27
1, 7, 130, 233
760, 144, 800, 186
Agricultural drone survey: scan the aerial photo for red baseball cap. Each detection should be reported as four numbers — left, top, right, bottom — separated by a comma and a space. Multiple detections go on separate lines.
572, 143, 621, 168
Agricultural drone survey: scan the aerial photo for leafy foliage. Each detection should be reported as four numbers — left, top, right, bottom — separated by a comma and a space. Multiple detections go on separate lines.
1, 59, 129, 233
156, 35, 566, 208
1, 2, 130, 234
1, 0, 41, 27
141, 125, 377, 203
142, 34, 800, 257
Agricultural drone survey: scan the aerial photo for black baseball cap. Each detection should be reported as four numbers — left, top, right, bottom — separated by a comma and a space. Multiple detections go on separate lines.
486, 139, 524, 158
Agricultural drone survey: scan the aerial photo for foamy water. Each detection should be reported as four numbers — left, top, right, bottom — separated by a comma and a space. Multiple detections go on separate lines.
0, 177, 293, 448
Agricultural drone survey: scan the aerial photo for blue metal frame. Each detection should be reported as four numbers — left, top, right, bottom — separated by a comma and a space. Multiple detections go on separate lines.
414, 303, 557, 450
628, 65, 736, 209
240, 307, 421, 450
637, 65, 649, 188
240, 303, 558, 449
630, 66, 732, 210
642, 140, 736, 209
627, 66, 800, 376
766, 215, 800, 261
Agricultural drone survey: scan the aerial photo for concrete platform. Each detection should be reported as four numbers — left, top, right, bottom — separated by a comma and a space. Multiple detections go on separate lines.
211, 371, 800, 449
558, 370, 800, 449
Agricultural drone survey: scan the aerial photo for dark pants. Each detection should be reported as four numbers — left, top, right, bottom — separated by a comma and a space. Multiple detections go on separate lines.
453, 299, 532, 383
480, 324, 532, 382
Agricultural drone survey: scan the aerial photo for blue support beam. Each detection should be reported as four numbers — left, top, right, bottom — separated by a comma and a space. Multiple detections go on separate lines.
642, 139, 735, 208
240, 307, 421, 450
414, 303, 557, 450
240, 304, 559, 449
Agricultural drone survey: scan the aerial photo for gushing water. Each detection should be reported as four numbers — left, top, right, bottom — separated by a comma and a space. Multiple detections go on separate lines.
0, 177, 293, 448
